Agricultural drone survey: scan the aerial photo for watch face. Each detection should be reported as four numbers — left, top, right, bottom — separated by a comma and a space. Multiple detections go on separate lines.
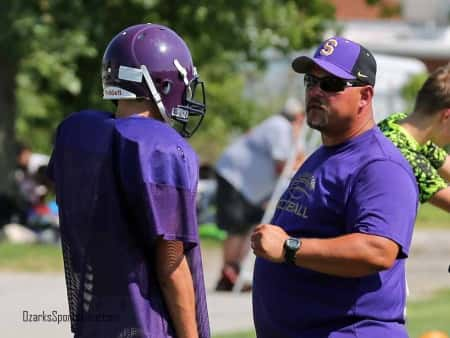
286, 238, 300, 249
284, 237, 301, 265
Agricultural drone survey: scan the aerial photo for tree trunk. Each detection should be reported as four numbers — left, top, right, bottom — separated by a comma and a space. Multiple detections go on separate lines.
0, 59, 17, 194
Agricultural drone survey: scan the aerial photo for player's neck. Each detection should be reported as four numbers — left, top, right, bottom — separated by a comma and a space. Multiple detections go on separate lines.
399, 113, 434, 145
115, 100, 162, 120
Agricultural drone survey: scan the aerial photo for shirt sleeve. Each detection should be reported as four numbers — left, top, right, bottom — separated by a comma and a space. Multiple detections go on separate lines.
402, 149, 448, 203
117, 136, 199, 249
421, 142, 448, 169
345, 160, 418, 258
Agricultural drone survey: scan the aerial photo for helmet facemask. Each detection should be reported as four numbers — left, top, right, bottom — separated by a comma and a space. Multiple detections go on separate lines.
170, 75, 206, 138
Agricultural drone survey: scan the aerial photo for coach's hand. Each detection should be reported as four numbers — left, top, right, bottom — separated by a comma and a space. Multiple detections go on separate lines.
251, 224, 289, 263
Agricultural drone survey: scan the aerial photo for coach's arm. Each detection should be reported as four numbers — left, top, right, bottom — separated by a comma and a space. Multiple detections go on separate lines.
251, 224, 399, 278
155, 238, 198, 338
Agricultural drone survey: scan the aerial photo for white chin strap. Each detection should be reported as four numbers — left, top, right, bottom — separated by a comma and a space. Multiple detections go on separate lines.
140, 65, 171, 124
107, 64, 171, 124
107, 62, 189, 126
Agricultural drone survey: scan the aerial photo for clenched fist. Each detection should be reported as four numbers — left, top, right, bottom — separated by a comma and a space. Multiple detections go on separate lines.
250, 224, 289, 263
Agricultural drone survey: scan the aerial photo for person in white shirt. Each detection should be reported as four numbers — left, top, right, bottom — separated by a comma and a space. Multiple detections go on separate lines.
214, 98, 305, 291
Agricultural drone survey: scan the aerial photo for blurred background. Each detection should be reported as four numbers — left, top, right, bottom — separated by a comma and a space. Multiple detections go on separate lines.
0, 1, 448, 337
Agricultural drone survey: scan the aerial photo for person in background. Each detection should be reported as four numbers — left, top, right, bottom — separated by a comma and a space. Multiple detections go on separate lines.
214, 98, 305, 291
379, 63, 450, 212
0, 143, 50, 227
16, 143, 50, 175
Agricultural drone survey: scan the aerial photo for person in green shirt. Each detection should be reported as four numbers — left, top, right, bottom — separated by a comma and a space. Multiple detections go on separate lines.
379, 63, 450, 212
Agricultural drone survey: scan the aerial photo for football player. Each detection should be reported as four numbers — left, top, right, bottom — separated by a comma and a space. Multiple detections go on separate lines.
48, 23, 210, 338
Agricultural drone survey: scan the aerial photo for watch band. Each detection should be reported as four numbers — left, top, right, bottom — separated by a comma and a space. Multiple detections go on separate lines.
284, 237, 301, 265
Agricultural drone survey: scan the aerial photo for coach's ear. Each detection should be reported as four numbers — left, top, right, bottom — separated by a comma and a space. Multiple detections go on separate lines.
358, 85, 373, 111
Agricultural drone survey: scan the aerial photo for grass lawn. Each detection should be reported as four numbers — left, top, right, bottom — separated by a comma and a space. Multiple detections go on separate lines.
213, 289, 450, 338
0, 241, 63, 272
407, 289, 450, 337
416, 203, 449, 228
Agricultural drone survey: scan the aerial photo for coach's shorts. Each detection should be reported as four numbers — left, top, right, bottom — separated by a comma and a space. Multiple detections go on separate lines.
216, 175, 264, 235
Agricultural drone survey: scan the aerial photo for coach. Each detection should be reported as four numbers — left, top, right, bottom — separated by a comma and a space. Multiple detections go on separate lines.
251, 37, 418, 338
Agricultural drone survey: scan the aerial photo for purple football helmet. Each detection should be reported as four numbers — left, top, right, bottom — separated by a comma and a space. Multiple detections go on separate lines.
102, 23, 206, 137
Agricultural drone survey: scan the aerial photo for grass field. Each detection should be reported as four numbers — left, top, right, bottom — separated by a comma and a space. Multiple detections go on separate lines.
0, 241, 63, 272
407, 289, 450, 337
416, 203, 449, 228
213, 289, 450, 338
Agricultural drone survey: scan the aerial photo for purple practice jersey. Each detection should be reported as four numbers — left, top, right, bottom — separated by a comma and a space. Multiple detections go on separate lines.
48, 110, 210, 338
253, 127, 418, 338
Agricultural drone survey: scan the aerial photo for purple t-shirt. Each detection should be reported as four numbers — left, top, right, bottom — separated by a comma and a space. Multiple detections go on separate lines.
48, 110, 210, 338
253, 127, 418, 338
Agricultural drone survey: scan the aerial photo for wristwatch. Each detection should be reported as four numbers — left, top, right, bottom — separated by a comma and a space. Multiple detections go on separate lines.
284, 237, 302, 265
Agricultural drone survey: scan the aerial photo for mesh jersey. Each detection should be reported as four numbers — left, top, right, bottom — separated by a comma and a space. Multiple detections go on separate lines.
378, 112, 448, 203
48, 110, 210, 338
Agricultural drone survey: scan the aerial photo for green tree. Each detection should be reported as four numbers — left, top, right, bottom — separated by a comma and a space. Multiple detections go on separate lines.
0, 0, 335, 190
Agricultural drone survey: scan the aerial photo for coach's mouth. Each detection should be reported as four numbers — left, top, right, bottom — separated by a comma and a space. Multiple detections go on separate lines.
307, 103, 326, 113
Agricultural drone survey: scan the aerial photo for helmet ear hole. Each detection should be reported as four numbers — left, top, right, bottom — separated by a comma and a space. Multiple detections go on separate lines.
161, 80, 172, 95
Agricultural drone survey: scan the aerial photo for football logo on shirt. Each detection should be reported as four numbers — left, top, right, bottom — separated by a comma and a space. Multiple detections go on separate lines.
320, 39, 338, 56
287, 173, 316, 199
276, 173, 315, 219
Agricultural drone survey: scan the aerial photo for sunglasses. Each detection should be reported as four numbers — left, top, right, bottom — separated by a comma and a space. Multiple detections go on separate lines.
304, 74, 367, 93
